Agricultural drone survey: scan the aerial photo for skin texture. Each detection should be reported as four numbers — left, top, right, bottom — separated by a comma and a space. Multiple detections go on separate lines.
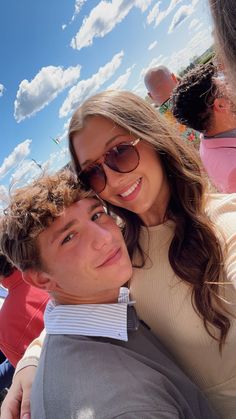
73, 116, 170, 226
24, 198, 132, 305
0, 366, 35, 419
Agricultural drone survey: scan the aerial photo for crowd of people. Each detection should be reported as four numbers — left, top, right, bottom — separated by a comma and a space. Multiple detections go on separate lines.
0, 0, 236, 418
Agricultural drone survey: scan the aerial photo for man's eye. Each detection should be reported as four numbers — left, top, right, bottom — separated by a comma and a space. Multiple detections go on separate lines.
91, 211, 106, 222
61, 233, 75, 245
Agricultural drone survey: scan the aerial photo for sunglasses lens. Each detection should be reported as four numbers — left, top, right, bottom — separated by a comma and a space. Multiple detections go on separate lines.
80, 165, 106, 193
106, 144, 139, 172
79, 140, 140, 194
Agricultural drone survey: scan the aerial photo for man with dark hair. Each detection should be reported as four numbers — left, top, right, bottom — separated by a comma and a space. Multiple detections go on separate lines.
0, 170, 217, 419
172, 62, 236, 192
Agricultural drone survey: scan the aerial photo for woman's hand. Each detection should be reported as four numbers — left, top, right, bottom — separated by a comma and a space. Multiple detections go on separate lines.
0, 366, 36, 419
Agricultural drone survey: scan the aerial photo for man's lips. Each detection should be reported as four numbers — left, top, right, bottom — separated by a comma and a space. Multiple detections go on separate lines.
97, 248, 121, 268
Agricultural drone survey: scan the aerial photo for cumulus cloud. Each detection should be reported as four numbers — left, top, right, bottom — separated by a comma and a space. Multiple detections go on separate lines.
71, 0, 152, 50
40, 147, 70, 174
167, 28, 213, 72
148, 40, 158, 51
62, 24, 67, 30
0, 139, 32, 180
147, 0, 182, 27
10, 159, 42, 188
59, 50, 124, 118
168, 4, 194, 33
106, 65, 135, 90
140, 55, 167, 79
71, 0, 88, 21
14, 65, 81, 122
0, 84, 4, 97
189, 18, 199, 30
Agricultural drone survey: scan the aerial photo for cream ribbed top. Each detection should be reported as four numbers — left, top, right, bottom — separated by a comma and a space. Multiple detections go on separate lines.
130, 193, 236, 418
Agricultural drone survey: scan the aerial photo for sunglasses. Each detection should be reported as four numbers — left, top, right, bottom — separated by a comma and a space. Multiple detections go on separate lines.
79, 138, 140, 193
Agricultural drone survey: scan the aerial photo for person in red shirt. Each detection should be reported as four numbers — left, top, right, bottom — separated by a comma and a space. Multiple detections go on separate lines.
0, 253, 49, 373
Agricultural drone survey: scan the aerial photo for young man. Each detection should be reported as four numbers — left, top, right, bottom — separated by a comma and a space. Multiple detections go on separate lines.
172, 61, 236, 192
0, 170, 218, 419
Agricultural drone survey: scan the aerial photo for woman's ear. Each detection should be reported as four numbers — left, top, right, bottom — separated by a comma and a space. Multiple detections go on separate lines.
23, 270, 57, 291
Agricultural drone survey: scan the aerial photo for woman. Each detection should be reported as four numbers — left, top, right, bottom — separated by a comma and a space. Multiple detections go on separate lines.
2, 91, 236, 419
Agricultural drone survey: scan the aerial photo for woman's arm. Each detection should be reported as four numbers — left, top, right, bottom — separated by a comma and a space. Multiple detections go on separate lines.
0, 330, 45, 419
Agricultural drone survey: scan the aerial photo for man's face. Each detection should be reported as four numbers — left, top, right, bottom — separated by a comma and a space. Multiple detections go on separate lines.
37, 198, 132, 303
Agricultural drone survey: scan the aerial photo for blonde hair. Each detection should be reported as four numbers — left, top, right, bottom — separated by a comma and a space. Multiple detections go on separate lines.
68, 90, 229, 350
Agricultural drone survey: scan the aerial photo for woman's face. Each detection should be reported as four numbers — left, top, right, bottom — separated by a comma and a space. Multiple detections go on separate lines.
72, 116, 170, 226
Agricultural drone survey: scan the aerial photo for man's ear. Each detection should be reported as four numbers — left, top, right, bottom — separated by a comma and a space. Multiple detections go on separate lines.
23, 269, 57, 291
171, 73, 178, 83
214, 97, 230, 112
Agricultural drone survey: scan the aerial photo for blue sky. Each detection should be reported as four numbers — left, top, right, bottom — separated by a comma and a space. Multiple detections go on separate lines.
0, 0, 213, 210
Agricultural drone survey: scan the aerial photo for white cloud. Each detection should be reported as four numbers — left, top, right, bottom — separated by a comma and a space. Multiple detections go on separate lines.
71, 0, 88, 21
148, 40, 158, 51
0, 185, 10, 210
62, 24, 67, 30
0, 139, 32, 180
167, 28, 213, 73
59, 50, 124, 118
147, 0, 182, 27
140, 55, 167, 79
0, 84, 4, 97
71, 0, 152, 50
10, 159, 42, 188
14, 65, 81, 122
106, 65, 135, 90
192, 0, 200, 6
132, 79, 145, 97
42, 147, 70, 173
168, 4, 193, 33
189, 18, 199, 30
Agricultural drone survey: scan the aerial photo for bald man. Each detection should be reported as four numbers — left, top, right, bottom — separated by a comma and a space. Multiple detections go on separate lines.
144, 65, 200, 147
144, 65, 178, 107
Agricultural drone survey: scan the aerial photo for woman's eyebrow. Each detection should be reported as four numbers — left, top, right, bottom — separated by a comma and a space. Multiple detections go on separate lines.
80, 134, 128, 167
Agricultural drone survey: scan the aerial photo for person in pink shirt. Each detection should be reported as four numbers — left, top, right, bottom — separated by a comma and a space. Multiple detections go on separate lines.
0, 253, 49, 368
172, 62, 236, 192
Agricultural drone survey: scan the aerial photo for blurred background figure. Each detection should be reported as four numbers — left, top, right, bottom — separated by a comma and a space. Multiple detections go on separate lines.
144, 65, 200, 147
144, 65, 178, 107
0, 253, 49, 393
172, 62, 236, 193
209, 0, 236, 106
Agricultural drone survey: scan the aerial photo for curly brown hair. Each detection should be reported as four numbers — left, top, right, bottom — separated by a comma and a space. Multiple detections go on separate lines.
0, 170, 94, 272
171, 62, 217, 132
68, 90, 229, 350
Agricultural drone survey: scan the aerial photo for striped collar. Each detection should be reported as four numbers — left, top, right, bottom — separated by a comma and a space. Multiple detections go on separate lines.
44, 288, 134, 342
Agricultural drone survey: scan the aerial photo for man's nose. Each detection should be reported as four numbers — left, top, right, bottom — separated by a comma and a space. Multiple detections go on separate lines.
89, 221, 113, 250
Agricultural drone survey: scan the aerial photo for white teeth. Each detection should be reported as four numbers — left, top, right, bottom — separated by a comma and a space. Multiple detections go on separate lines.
120, 179, 141, 197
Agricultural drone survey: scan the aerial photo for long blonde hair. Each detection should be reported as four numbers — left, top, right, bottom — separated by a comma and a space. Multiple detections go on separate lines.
69, 90, 228, 350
